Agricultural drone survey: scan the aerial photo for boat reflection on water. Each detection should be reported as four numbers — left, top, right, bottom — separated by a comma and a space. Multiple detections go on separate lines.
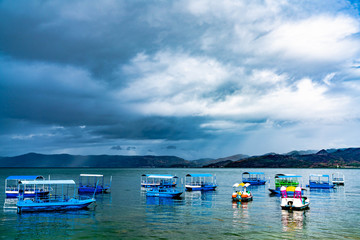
145, 196, 183, 206
184, 190, 217, 208
281, 210, 306, 232
15, 210, 97, 239
232, 201, 251, 227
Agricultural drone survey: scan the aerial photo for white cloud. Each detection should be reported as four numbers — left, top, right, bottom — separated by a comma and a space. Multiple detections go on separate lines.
322, 72, 336, 86
118, 51, 238, 115
264, 15, 360, 62
118, 50, 355, 124
205, 77, 350, 122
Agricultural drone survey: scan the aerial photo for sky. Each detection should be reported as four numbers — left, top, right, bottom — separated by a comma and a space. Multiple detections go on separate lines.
1, 0, 360, 159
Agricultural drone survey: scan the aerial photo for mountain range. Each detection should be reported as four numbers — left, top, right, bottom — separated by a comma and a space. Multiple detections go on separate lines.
0, 148, 360, 168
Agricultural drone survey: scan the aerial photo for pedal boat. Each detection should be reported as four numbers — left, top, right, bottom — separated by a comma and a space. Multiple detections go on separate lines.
280, 186, 309, 211
232, 183, 253, 202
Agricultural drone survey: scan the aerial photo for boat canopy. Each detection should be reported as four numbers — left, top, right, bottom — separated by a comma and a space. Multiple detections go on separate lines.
242, 172, 264, 175
309, 174, 329, 177
80, 174, 103, 177
233, 182, 250, 188
142, 174, 177, 179
20, 180, 75, 185
6, 176, 44, 180
286, 186, 296, 192
275, 174, 302, 178
186, 173, 213, 177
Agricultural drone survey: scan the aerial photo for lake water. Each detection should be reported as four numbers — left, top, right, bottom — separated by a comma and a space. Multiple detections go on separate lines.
0, 168, 359, 239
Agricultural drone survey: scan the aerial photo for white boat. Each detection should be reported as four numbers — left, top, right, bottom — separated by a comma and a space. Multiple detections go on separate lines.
280, 186, 309, 210
332, 172, 345, 185
5, 175, 50, 198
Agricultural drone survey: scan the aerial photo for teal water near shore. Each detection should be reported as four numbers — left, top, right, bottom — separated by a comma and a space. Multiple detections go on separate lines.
0, 168, 359, 239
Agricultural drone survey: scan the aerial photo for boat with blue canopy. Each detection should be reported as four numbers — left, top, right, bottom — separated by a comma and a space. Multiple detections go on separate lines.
141, 174, 178, 189
242, 172, 266, 185
268, 174, 303, 195
185, 173, 217, 191
146, 186, 183, 198
306, 174, 334, 189
78, 174, 112, 194
5, 176, 50, 198
16, 180, 96, 213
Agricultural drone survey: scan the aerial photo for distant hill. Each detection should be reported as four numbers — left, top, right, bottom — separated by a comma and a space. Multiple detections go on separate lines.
285, 150, 318, 156
192, 154, 248, 167
0, 153, 191, 168
2, 148, 360, 168
203, 148, 360, 168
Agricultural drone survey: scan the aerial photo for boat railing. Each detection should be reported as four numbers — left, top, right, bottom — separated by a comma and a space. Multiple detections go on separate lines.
20, 194, 92, 203
8, 186, 52, 192
187, 181, 212, 185
332, 177, 344, 181
309, 180, 330, 185
243, 177, 263, 181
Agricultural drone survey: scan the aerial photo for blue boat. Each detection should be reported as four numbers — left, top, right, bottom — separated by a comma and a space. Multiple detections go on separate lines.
268, 174, 303, 195
16, 180, 96, 213
306, 174, 335, 189
242, 172, 266, 185
185, 173, 217, 191
78, 174, 112, 194
141, 174, 178, 188
146, 186, 182, 198
5, 176, 50, 198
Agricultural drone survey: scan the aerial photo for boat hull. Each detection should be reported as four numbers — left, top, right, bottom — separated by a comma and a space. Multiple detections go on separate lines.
17, 198, 96, 213
281, 204, 309, 210
307, 183, 335, 189
78, 186, 104, 194
281, 197, 310, 211
232, 196, 253, 202
242, 180, 266, 185
185, 185, 217, 191
269, 188, 304, 195
146, 191, 182, 198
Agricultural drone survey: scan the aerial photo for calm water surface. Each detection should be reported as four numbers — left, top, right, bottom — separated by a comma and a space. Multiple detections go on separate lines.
0, 168, 359, 239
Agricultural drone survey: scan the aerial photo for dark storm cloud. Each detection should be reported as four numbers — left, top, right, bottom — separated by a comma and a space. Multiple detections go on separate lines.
94, 116, 212, 141
0, 1, 207, 83
110, 145, 122, 151
0, 58, 119, 126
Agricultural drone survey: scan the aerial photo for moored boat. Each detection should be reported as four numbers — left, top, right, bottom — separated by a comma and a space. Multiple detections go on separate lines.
242, 172, 266, 185
232, 183, 253, 202
185, 173, 217, 191
141, 174, 178, 189
5, 175, 50, 198
280, 186, 310, 210
332, 172, 345, 185
16, 180, 96, 213
78, 174, 112, 194
146, 186, 182, 198
306, 174, 334, 189
268, 174, 303, 195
